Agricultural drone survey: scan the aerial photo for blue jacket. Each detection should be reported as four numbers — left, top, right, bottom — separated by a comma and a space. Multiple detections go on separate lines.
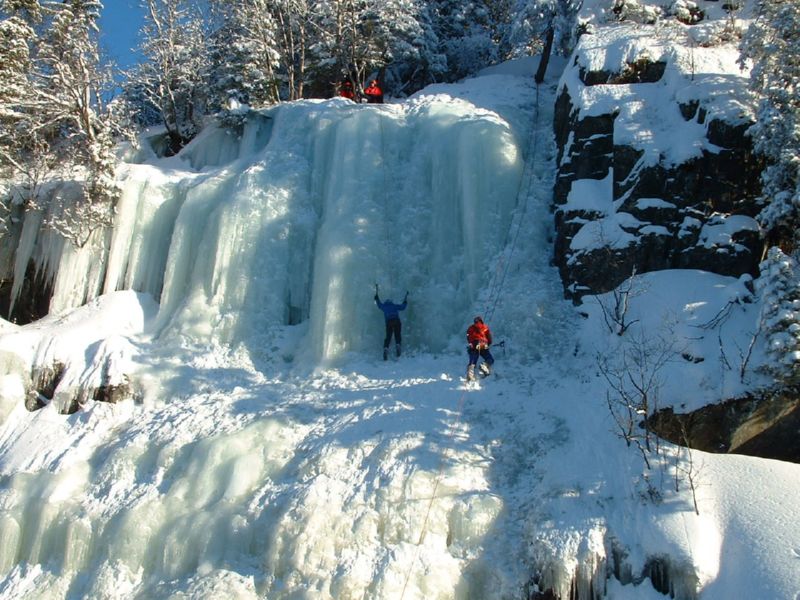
375, 296, 407, 321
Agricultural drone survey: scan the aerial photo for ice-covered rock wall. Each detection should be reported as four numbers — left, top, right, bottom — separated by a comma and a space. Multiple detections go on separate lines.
11, 97, 524, 362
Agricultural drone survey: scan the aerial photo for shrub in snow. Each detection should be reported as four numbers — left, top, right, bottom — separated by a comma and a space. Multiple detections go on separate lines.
611, 0, 663, 24
598, 328, 677, 469
668, 0, 704, 25
757, 247, 800, 385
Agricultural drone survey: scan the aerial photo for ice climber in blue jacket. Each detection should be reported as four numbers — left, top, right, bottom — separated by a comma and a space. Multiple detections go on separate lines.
374, 285, 408, 360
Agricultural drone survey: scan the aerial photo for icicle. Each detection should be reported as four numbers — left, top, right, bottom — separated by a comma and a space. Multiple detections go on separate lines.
530, 528, 702, 600
8, 208, 44, 317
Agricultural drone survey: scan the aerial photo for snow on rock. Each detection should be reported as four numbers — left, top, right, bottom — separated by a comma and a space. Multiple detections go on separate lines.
0, 291, 157, 416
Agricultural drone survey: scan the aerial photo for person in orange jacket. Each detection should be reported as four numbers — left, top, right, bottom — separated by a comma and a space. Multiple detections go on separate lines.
364, 79, 383, 103
339, 80, 355, 101
466, 316, 494, 381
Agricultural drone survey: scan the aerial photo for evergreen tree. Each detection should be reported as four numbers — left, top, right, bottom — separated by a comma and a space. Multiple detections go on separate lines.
207, 0, 281, 110
0, 11, 37, 233
742, 0, 800, 386
505, 0, 582, 60
429, 0, 504, 82
308, 0, 437, 97
119, 77, 163, 130
0, 15, 32, 113
740, 0, 800, 248
758, 247, 800, 386
373, 0, 446, 96
0, 12, 36, 169
309, 0, 375, 95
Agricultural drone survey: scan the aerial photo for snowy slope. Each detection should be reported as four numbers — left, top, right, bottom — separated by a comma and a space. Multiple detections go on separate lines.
0, 13, 799, 600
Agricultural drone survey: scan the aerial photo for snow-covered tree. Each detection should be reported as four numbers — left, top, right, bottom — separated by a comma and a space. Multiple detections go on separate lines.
505, 0, 582, 61
609, 0, 662, 25
0, 15, 32, 114
429, 0, 506, 81
757, 247, 800, 386
0, 0, 119, 246
207, 0, 281, 110
0, 12, 39, 233
308, 0, 439, 97
0, 13, 36, 174
270, 0, 312, 100
309, 0, 377, 94
740, 0, 800, 247
118, 78, 162, 130
133, 0, 209, 154
361, 0, 446, 96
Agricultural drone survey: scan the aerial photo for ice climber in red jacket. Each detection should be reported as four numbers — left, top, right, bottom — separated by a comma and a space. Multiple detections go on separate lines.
466, 316, 494, 381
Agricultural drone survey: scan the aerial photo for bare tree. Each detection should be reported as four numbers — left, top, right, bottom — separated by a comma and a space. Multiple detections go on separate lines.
273, 0, 310, 100
596, 267, 643, 336
134, 0, 209, 154
598, 330, 675, 468
672, 423, 701, 515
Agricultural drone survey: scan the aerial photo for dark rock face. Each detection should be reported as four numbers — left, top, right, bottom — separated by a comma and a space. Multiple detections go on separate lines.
93, 382, 134, 405
0, 259, 53, 324
579, 59, 667, 86
27, 360, 134, 414
29, 362, 65, 411
648, 390, 800, 463
552, 55, 764, 301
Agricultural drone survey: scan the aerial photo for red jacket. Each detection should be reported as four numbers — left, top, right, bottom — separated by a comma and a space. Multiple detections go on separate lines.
364, 83, 383, 103
339, 84, 355, 100
467, 320, 492, 347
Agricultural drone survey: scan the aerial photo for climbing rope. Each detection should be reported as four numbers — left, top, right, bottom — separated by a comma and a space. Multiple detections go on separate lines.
481, 83, 543, 325
400, 386, 469, 600
400, 84, 544, 599
376, 106, 395, 291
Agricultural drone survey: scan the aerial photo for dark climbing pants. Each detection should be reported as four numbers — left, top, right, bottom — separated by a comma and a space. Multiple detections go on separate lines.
468, 346, 494, 366
384, 318, 402, 348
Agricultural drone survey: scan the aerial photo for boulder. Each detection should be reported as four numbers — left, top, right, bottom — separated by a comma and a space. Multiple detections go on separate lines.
648, 390, 800, 463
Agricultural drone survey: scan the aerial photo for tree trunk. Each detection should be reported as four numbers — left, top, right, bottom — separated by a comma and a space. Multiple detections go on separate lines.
534, 27, 554, 84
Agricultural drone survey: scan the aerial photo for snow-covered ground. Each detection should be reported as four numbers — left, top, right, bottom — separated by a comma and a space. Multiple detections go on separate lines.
1, 10, 799, 599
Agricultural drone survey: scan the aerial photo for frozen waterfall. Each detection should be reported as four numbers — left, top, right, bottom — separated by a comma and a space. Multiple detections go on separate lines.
14, 93, 527, 363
